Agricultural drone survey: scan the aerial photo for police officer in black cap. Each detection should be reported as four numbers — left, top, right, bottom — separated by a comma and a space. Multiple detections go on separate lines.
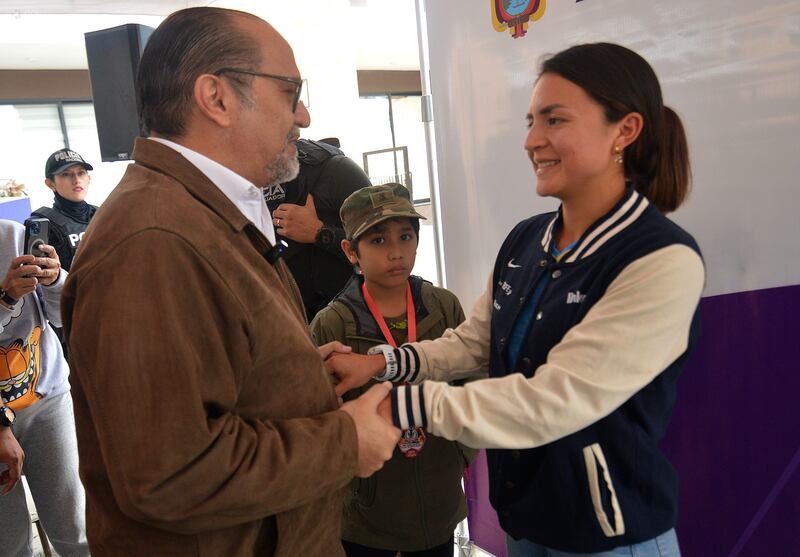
32, 149, 99, 359
33, 149, 98, 271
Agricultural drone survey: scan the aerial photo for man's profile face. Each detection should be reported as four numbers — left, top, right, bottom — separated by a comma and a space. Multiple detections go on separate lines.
229, 17, 310, 188
46, 164, 91, 202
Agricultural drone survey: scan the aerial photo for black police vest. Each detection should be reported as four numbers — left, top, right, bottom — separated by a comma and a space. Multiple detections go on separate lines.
31, 206, 92, 271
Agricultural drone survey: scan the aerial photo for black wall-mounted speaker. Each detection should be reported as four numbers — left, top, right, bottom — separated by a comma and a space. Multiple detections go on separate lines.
84, 24, 154, 162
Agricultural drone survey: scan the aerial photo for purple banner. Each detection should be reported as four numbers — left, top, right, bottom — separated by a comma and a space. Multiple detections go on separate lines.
467, 284, 800, 556
465, 451, 507, 557
662, 284, 800, 556
0, 197, 33, 225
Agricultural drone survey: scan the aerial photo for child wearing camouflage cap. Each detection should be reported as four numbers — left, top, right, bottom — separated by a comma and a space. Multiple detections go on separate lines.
310, 183, 476, 557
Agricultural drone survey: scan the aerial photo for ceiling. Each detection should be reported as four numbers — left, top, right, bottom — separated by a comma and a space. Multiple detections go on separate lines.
0, 1, 208, 15
0, 0, 421, 70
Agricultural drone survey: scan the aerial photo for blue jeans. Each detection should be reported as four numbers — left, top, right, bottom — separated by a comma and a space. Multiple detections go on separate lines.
506, 529, 681, 557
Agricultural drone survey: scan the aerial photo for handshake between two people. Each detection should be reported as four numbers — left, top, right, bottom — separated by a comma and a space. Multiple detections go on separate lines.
318, 342, 399, 478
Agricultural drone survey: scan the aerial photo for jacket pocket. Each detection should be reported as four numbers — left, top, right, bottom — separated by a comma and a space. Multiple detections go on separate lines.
582, 443, 625, 537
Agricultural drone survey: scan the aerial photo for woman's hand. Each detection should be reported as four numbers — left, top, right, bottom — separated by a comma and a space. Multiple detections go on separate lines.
326, 353, 387, 397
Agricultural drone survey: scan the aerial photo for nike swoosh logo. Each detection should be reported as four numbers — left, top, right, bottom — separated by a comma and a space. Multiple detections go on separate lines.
507, 259, 522, 268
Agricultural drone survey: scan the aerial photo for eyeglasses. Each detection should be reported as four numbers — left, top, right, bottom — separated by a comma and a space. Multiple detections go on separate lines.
214, 67, 304, 113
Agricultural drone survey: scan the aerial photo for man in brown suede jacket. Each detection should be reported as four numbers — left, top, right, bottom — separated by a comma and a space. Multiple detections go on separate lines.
61, 7, 399, 556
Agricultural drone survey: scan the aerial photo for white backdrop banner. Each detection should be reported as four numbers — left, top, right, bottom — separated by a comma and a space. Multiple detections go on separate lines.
424, 0, 800, 305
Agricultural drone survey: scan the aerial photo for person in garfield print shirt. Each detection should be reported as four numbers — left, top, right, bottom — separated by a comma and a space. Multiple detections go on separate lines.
0, 219, 88, 556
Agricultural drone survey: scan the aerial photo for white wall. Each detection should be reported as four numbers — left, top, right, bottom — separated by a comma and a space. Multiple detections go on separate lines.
218, 0, 419, 165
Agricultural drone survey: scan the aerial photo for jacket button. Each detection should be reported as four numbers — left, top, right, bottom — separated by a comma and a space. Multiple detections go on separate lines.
539, 260, 547, 267
510, 450, 521, 459
519, 297, 525, 305
520, 357, 532, 369
505, 481, 515, 489
535, 312, 543, 320
499, 337, 506, 346
552, 270, 562, 279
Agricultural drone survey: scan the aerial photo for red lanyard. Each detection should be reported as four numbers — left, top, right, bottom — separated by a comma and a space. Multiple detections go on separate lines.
361, 281, 416, 347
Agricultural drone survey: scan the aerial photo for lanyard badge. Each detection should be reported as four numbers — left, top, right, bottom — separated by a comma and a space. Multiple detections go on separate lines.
398, 426, 427, 458
362, 281, 425, 458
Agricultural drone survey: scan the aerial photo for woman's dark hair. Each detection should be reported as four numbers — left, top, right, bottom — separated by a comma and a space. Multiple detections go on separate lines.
540, 42, 690, 212
137, 7, 262, 137
350, 217, 421, 256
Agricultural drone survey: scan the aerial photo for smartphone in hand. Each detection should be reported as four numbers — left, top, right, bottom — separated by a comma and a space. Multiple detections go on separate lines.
23, 218, 50, 258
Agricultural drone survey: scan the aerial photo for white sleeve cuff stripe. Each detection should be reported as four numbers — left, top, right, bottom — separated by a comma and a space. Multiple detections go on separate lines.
391, 384, 426, 430
405, 345, 421, 382
410, 385, 424, 426
395, 386, 410, 430
394, 348, 408, 382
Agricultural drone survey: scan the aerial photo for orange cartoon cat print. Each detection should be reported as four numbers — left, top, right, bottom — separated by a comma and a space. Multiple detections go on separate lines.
0, 326, 42, 410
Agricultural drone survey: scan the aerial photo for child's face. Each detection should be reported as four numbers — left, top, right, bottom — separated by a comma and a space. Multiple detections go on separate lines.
350, 218, 418, 290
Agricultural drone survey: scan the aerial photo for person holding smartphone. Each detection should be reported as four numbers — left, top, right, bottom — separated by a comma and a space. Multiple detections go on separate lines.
0, 219, 88, 556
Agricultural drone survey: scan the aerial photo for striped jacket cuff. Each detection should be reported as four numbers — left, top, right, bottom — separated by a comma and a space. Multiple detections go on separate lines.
368, 343, 421, 383
391, 383, 427, 430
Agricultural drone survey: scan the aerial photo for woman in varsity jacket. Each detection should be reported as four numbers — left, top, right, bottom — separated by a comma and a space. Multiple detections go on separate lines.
328, 43, 704, 557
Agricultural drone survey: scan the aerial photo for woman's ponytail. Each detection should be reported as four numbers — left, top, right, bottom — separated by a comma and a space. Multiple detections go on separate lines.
637, 106, 691, 213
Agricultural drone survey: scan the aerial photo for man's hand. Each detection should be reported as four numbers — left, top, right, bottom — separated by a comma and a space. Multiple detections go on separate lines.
32, 244, 61, 286
341, 383, 399, 477
318, 341, 352, 361
326, 353, 387, 397
272, 194, 324, 243
377, 394, 393, 424
0, 427, 24, 495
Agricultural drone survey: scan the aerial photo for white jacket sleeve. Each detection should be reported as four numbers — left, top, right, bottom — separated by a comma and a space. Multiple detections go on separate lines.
392, 244, 705, 449
408, 274, 493, 382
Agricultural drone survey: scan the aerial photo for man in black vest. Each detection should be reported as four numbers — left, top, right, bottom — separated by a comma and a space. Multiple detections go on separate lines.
33, 149, 98, 271
265, 139, 372, 321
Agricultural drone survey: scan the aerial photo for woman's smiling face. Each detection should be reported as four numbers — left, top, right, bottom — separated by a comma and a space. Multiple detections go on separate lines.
524, 72, 622, 202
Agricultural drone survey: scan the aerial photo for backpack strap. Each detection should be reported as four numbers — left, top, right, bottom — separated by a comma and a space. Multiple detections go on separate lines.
295, 139, 342, 199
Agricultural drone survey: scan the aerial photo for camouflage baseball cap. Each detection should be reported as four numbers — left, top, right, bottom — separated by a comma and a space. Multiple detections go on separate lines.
340, 183, 425, 240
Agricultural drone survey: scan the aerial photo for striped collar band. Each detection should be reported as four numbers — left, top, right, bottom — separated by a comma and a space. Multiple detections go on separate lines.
540, 188, 650, 263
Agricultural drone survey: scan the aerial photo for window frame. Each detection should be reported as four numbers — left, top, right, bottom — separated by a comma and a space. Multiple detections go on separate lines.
0, 98, 93, 151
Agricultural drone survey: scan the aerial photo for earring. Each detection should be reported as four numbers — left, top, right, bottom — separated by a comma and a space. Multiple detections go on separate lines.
614, 146, 624, 164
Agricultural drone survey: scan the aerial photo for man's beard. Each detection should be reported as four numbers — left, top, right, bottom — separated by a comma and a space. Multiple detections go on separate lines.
264, 127, 301, 186
264, 148, 300, 186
